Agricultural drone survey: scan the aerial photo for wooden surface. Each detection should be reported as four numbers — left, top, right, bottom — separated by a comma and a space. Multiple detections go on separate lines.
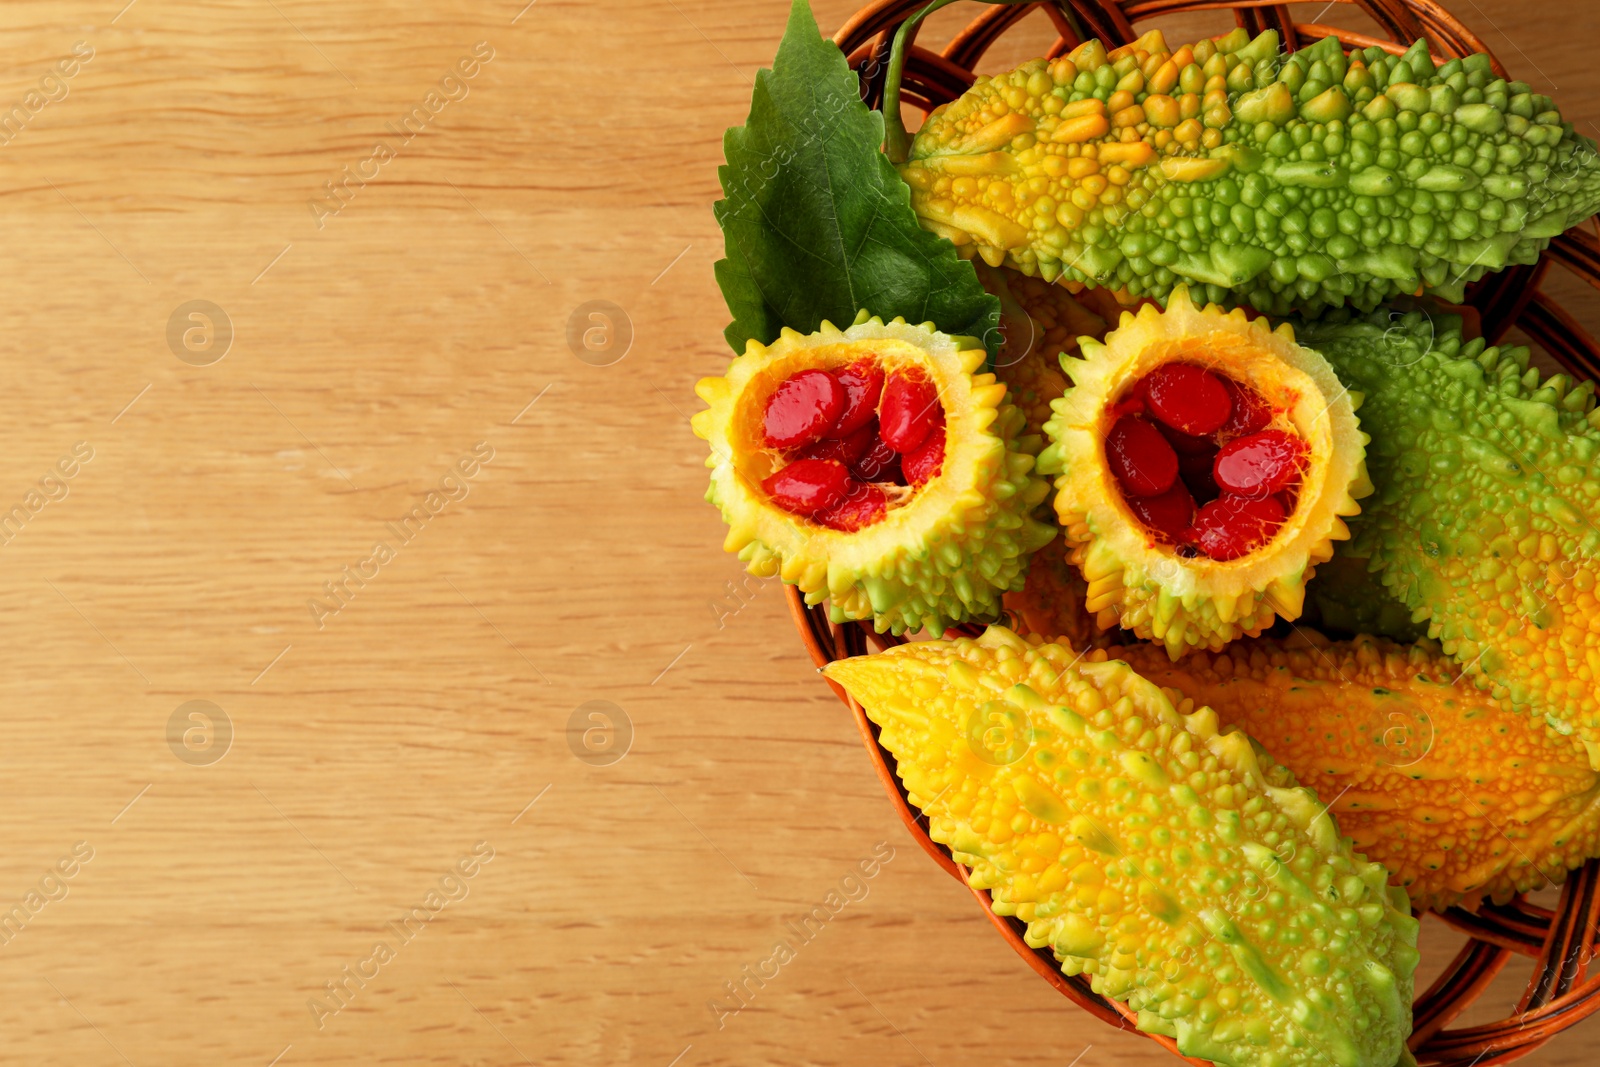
0, 1, 1593, 1064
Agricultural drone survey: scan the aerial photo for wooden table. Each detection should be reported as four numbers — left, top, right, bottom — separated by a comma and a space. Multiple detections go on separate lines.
0, 0, 1593, 1063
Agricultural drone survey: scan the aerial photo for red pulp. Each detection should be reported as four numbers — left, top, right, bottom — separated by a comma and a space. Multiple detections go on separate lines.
763, 369, 843, 449
1158, 422, 1217, 456
760, 361, 946, 529
815, 483, 888, 531
1106, 415, 1178, 497
1176, 445, 1221, 506
761, 459, 850, 516
828, 361, 885, 438
1217, 376, 1272, 438
879, 371, 941, 453
1125, 482, 1196, 544
850, 433, 902, 484
1142, 362, 1232, 436
1109, 364, 1302, 561
795, 421, 876, 467
903, 426, 945, 487
1187, 494, 1287, 561
1213, 430, 1307, 498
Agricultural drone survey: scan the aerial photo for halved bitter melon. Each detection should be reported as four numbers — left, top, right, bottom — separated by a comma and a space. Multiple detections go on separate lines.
1038, 287, 1371, 656
692, 315, 1055, 635
825, 626, 1419, 1067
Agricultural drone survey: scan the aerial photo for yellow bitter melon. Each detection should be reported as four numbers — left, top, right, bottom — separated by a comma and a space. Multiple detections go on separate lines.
692, 315, 1055, 634
1037, 287, 1372, 657
1111, 632, 1600, 911
826, 626, 1419, 1067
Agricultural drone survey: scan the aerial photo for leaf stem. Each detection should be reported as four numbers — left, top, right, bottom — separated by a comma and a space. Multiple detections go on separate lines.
881, 0, 1057, 164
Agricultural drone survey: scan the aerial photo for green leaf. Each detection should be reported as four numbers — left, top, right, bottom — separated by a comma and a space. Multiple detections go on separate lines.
713, 0, 1000, 357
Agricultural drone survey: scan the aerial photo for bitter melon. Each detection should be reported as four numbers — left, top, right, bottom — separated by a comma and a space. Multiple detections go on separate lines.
1303, 553, 1428, 643
1005, 528, 1115, 652
1037, 288, 1371, 656
1113, 632, 1600, 910
693, 315, 1055, 634
826, 626, 1419, 1066
1293, 308, 1600, 767
899, 28, 1600, 314
978, 263, 1106, 438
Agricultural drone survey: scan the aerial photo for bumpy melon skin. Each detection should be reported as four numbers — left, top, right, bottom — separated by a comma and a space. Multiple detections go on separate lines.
1293, 309, 1600, 767
978, 263, 1107, 438
900, 29, 1600, 316
826, 627, 1418, 1067
1004, 530, 1117, 652
1113, 632, 1600, 911
983, 267, 1115, 652
1037, 287, 1372, 657
1304, 553, 1428, 643
692, 316, 1055, 635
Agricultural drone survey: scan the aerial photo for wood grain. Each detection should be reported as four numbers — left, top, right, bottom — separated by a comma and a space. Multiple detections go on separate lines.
0, 0, 1591, 1063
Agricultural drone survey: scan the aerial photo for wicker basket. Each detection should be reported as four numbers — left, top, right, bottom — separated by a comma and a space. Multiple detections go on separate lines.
786, 2, 1600, 1062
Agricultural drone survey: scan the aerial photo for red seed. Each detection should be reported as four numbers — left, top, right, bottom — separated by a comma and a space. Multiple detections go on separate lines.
850, 433, 902, 483
1214, 430, 1308, 498
794, 421, 875, 466
1142, 362, 1232, 436
1217, 376, 1272, 439
1188, 493, 1287, 561
763, 369, 843, 449
1176, 445, 1221, 506
762, 459, 850, 516
827, 361, 885, 438
814, 482, 888, 531
1109, 392, 1147, 420
902, 426, 945, 486
1156, 421, 1216, 456
1125, 481, 1196, 543
879, 370, 942, 453
1106, 415, 1178, 497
